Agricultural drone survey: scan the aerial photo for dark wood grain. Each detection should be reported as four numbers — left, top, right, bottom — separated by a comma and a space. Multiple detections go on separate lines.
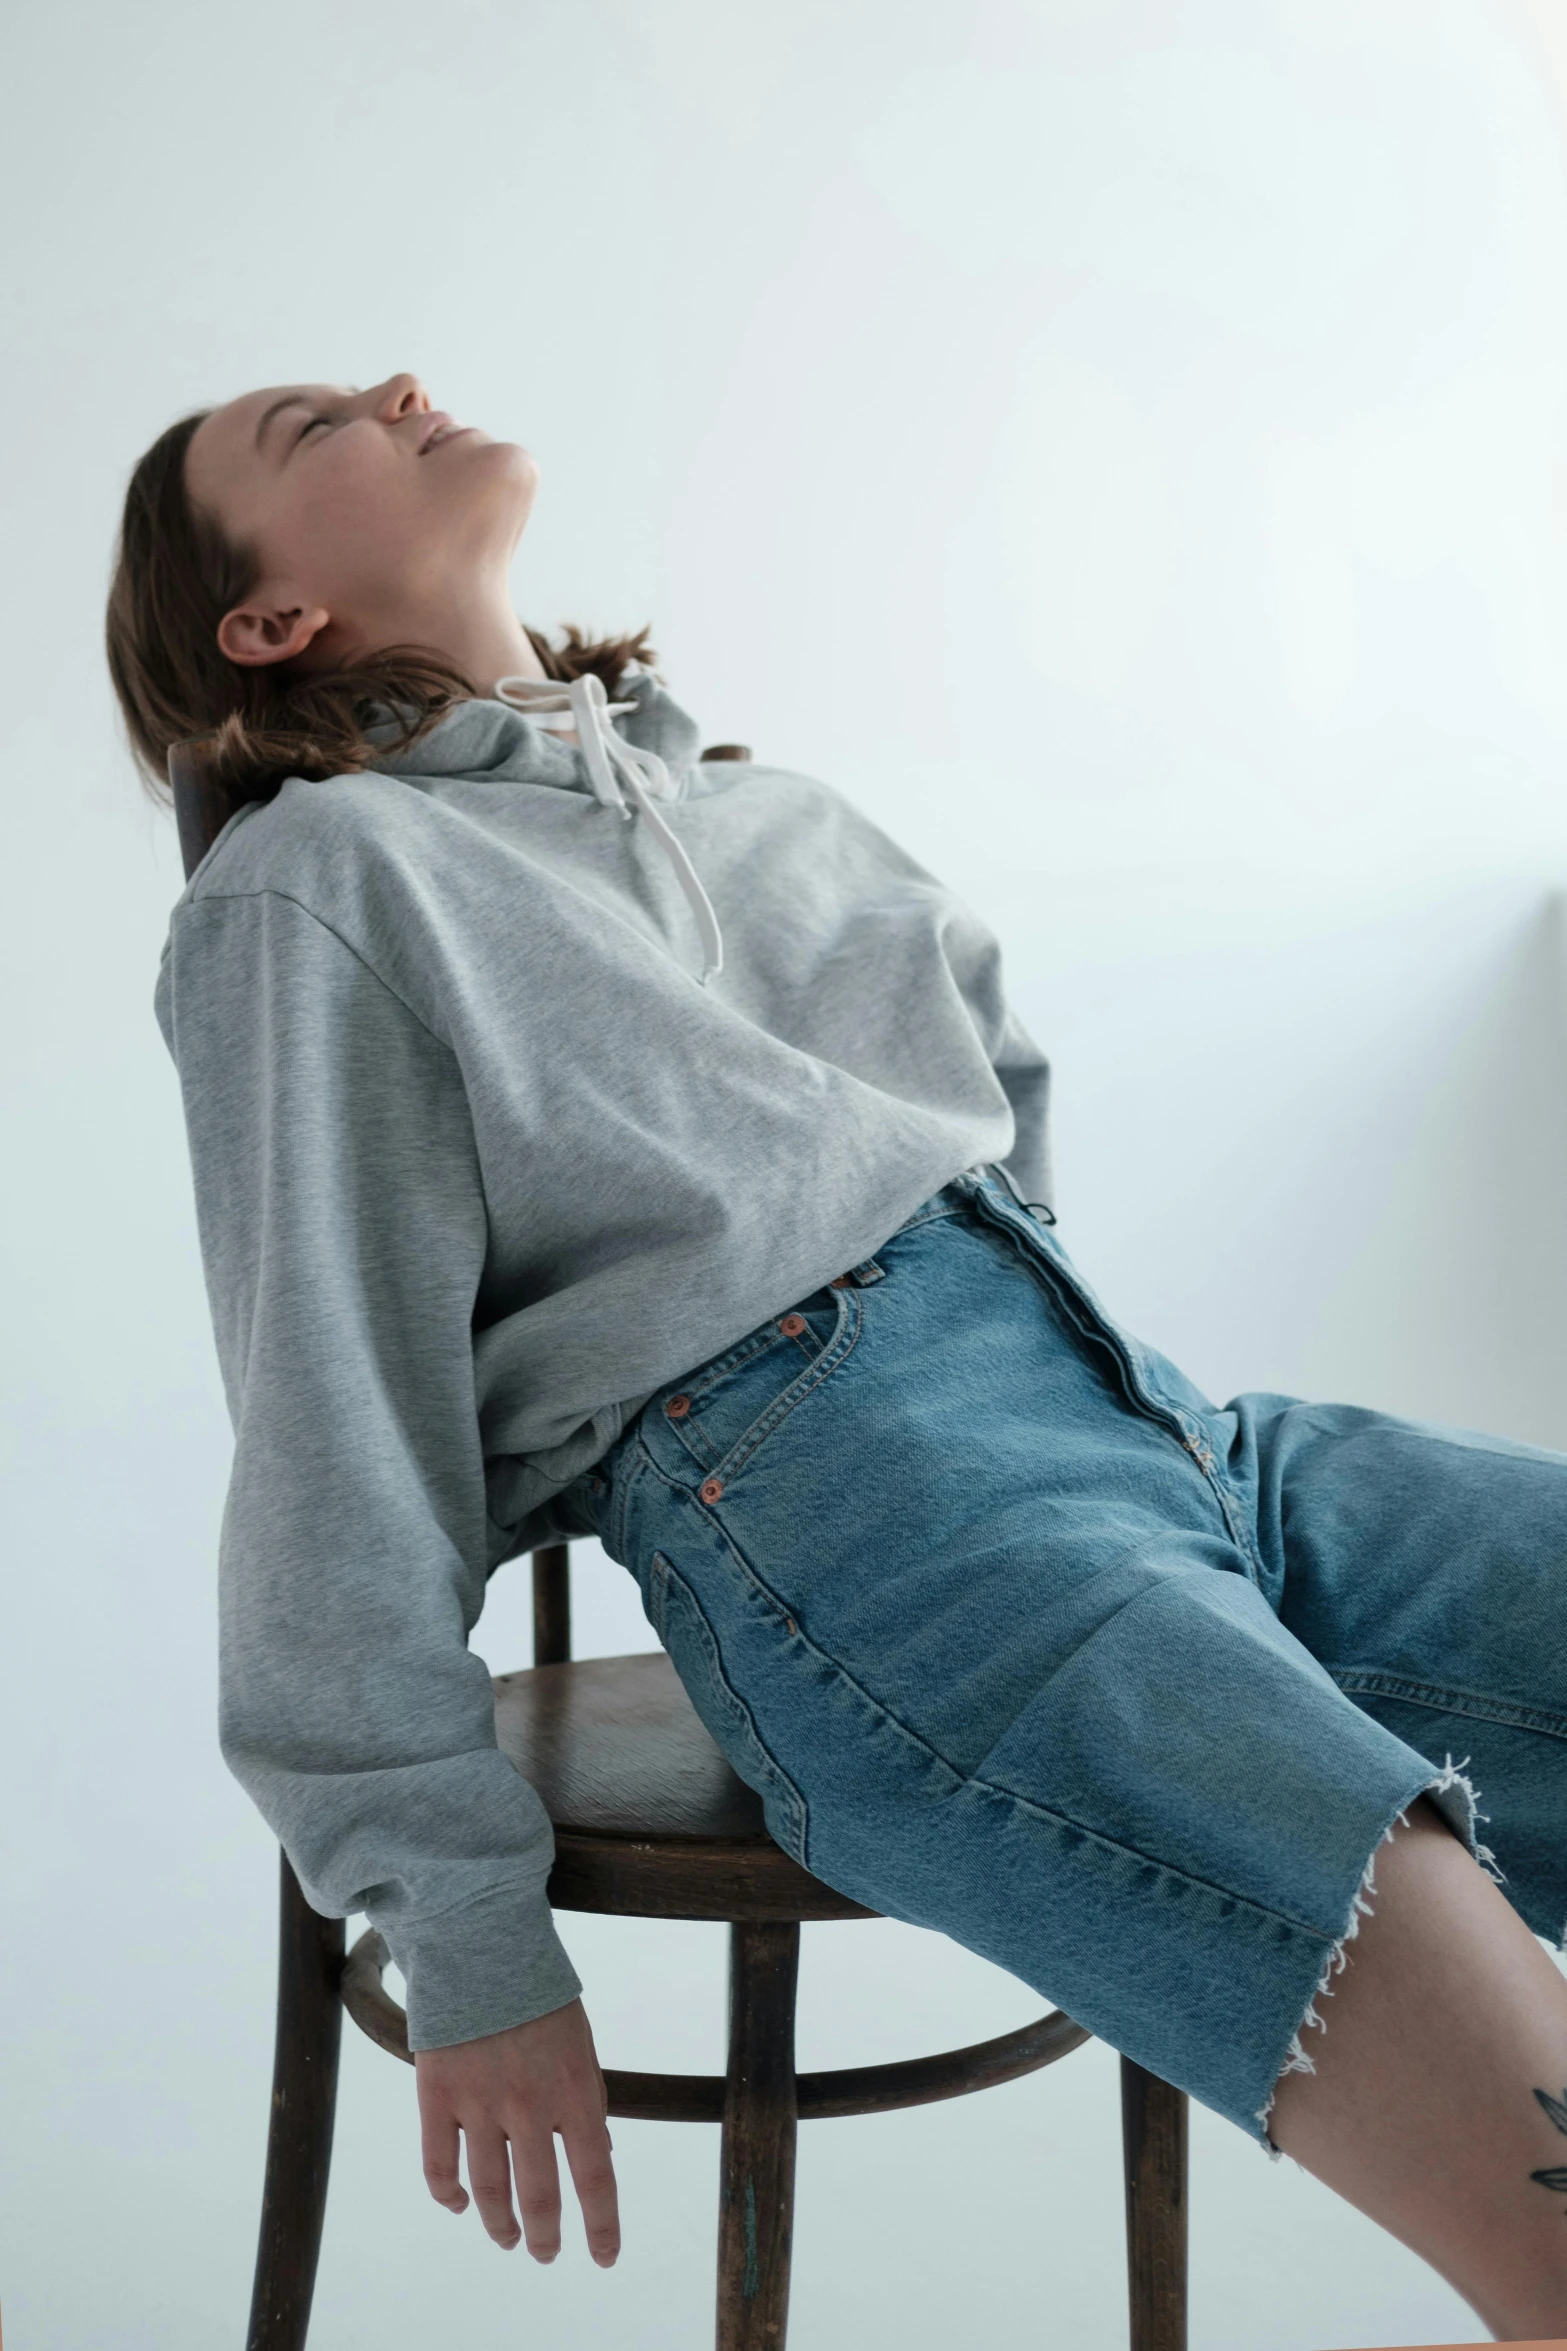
1121, 2058, 1188, 2351
491, 1649, 874, 1919
493, 1650, 777, 1842
718, 1924, 798, 2349
796, 2006, 1089, 2119
341, 1925, 1084, 2120
531, 1544, 572, 1667
548, 1832, 873, 1921
168, 739, 231, 880
245, 1856, 345, 2351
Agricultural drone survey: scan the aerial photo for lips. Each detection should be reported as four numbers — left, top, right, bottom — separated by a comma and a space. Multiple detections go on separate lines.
418, 411, 471, 454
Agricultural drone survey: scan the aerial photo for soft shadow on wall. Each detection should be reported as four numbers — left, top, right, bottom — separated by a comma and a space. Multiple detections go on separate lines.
986, 877, 1567, 1457
1289, 890, 1567, 1445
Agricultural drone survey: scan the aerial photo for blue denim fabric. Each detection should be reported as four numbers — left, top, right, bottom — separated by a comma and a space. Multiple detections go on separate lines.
572, 1176, 1567, 2139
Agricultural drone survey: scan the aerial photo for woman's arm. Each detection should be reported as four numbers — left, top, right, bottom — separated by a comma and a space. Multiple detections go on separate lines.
162, 886, 613, 2251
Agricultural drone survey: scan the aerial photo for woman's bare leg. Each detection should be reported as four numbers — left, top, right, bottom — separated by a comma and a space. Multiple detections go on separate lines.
1268, 1800, 1567, 2339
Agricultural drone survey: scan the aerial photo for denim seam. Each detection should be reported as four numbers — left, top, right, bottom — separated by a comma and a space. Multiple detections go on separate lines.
643, 1456, 1348, 1947
676, 1320, 800, 1409
605, 1441, 640, 1563
663, 1288, 864, 1486
717, 1289, 863, 1483
647, 1550, 809, 1863
964, 1768, 1399, 1952
1329, 1667, 1567, 1744
966, 1185, 1266, 1573
887, 1199, 969, 1237
662, 1286, 859, 1474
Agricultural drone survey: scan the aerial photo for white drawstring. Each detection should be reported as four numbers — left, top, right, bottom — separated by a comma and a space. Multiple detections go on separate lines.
494, 672, 724, 984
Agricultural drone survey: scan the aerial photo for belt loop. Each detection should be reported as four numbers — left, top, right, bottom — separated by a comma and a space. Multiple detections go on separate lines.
986, 1159, 1057, 1227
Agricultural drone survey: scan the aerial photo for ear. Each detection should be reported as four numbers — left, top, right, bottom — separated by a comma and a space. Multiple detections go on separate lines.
217, 592, 332, 669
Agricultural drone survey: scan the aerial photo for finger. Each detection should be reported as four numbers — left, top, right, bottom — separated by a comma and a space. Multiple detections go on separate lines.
583, 2016, 614, 2135
465, 2124, 522, 2250
418, 2097, 469, 2215
510, 2126, 564, 2264
563, 2106, 621, 2267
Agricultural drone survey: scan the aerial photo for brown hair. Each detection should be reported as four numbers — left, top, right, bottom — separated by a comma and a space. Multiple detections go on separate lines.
105, 408, 654, 813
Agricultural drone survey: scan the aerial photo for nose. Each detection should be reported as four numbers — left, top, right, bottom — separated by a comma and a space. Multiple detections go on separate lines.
369, 372, 430, 423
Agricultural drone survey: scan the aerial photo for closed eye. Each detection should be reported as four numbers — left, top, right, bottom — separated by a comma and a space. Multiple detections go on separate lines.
295, 413, 335, 446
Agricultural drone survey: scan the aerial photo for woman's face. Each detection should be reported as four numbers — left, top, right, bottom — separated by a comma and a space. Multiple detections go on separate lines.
184, 372, 538, 671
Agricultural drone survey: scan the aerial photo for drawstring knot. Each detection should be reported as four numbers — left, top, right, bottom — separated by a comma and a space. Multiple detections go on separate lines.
493, 672, 724, 983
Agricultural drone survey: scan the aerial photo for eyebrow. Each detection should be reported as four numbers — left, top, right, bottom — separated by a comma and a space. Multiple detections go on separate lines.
254, 394, 310, 452
252, 386, 364, 454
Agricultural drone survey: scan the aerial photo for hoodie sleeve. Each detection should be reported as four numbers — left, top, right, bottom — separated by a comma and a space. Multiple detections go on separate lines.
158, 886, 582, 2049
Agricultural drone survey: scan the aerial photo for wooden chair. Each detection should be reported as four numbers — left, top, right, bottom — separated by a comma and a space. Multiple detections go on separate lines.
168, 740, 1189, 2351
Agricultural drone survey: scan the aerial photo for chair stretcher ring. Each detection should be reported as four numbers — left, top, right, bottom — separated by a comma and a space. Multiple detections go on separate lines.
340, 1927, 1090, 2121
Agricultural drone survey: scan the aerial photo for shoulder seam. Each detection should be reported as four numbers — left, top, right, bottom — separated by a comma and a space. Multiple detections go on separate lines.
174, 885, 453, 1055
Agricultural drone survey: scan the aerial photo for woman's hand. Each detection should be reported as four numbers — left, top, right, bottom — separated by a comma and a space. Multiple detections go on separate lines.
415, 1998, 620, 2265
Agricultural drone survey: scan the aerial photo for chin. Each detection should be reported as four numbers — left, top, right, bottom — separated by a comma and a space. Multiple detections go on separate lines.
469, 435, 539, 528
476, 434, 538, 488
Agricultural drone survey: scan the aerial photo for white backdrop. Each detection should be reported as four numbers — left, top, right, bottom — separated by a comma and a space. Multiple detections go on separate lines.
6, 1, 1567, 2344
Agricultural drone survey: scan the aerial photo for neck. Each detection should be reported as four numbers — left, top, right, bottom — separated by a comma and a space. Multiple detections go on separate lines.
342, 563, 547, 698
431, 589, 547, 698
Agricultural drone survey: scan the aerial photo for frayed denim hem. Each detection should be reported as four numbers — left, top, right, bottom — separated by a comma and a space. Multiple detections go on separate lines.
1254, 1754, 1500, 2155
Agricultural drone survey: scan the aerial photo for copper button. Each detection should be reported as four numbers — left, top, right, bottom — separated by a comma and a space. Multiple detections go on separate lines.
666, 1394, 691, 1420
831, 1274, 851, 1288
779, 1313, 807, 1338
700, 1477, 724, 1505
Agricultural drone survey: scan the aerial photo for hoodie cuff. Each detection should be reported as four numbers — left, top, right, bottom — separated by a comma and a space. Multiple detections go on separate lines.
390, 1881, 584, 2052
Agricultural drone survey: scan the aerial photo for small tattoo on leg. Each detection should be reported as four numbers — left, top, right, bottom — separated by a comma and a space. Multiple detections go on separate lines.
1528, 2085, 1567, 2201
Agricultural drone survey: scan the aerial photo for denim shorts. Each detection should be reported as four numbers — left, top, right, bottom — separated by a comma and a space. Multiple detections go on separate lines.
572, 1175, 1567, 2140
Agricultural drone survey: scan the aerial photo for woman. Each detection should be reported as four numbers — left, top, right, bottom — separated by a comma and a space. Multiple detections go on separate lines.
109, 373, 1567, 2337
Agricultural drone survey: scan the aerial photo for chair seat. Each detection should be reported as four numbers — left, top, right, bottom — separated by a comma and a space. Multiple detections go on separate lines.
491, 1652, 872, 1923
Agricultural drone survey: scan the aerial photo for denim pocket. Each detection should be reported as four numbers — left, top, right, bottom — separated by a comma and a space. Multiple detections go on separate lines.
658, 1276, 862, 1483
648, 1550, 810, 1863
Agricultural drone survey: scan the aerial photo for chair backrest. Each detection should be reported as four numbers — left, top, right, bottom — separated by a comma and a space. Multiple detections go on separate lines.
168, 740, 234, 881
166, 728, 754, 1671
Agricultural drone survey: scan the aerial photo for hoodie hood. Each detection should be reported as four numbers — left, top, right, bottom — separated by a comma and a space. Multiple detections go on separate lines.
370, 666, 722, 979
369, 664, 702, 795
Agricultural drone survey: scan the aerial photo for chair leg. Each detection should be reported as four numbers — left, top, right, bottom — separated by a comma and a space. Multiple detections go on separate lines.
1120, 2057, 1188, 2351
716, 1923, 799, 2351
245, 1852, 345, 2351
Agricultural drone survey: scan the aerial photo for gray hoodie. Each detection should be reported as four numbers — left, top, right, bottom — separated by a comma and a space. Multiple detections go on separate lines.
156, 672, 1050, 2048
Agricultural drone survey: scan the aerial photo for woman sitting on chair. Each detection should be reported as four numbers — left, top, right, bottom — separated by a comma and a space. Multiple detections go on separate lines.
108, 372, 1567, 2339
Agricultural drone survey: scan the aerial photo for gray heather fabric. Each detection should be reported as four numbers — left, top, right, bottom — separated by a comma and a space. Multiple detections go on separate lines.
155, 672, 1051, 2048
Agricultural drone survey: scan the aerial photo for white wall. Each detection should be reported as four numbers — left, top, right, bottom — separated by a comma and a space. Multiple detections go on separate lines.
5, 2, 1567, 2344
